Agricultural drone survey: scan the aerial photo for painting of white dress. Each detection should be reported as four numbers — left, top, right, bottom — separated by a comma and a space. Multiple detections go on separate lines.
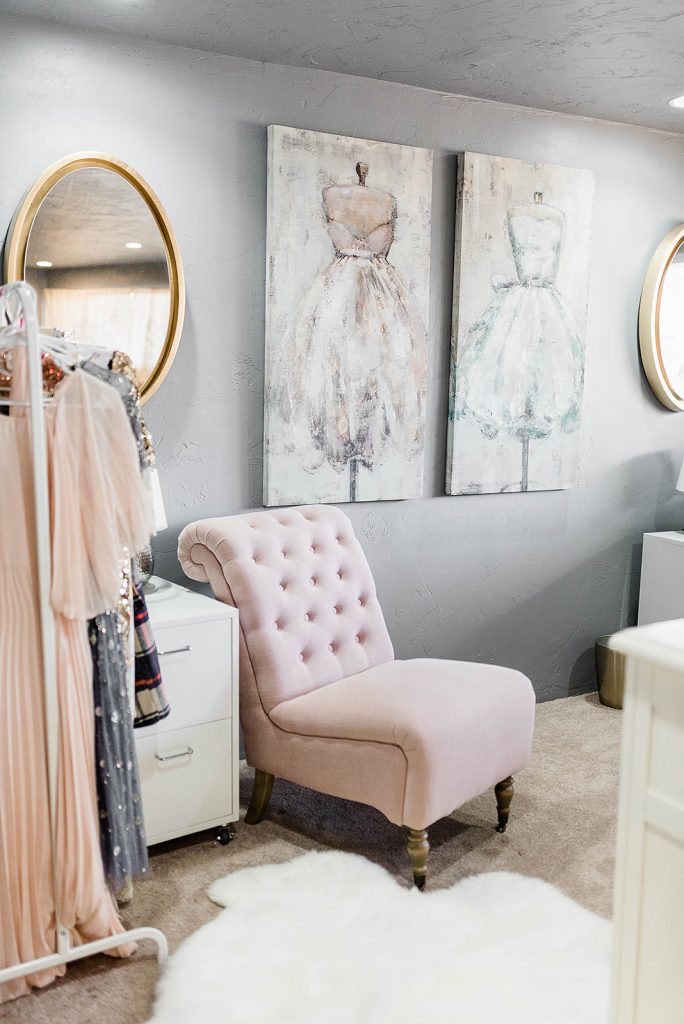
446, 152, 594, 495
264, 125, 433, 506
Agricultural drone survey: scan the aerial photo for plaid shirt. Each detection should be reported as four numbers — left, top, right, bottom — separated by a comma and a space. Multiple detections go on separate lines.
133, 582, 171, 727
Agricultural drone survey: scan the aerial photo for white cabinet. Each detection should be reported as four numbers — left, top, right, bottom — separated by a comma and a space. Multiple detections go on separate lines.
610, 620, 684, 1024
136, 576, 239, 845
637, 531, 684, 625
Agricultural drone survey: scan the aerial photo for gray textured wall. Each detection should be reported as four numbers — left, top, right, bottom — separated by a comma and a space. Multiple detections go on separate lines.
3, 15, 684, 701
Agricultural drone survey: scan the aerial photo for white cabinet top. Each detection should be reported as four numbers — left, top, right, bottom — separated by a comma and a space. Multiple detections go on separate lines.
644, 531, 684, 545
143, 576, 236, 627
611, 619, 684, 673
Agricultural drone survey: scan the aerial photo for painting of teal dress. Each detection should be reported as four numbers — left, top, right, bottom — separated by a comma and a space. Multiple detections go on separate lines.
447, 153, 594, 496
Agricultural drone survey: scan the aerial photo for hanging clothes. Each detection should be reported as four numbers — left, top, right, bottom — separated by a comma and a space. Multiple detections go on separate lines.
78, 357, 168, 892
132, 580, 170, 727
80, 358, 162, 890
88, 609, 149, 894
81, 356, 170, 727
0, 361, 153, 1002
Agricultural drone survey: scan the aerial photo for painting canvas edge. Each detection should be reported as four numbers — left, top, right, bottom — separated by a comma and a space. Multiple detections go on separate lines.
263, 124, 278, 507
445, 153, 468, 496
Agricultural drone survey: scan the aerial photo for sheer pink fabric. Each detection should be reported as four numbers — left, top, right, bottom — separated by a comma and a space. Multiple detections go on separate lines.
0, 364, 153, 1002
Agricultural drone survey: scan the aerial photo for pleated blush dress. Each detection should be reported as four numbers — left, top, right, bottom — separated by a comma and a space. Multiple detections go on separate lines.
0, 364, 153, 1002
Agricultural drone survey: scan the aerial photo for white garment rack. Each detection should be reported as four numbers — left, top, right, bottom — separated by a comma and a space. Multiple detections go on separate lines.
0, 281, 167, 990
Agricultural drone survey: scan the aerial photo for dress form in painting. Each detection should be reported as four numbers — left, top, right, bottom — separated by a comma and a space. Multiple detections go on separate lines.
273, 162, 427, 502
453, 191, 584, 492
323, 161, 396, 262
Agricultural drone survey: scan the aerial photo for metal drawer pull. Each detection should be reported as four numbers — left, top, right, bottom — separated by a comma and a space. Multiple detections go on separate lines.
158, 644, 192, 657
155, 747, 194, 762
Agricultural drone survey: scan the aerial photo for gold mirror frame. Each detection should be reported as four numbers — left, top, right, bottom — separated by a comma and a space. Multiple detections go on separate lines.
639, 223, 684, 412
3, 152, 185, 403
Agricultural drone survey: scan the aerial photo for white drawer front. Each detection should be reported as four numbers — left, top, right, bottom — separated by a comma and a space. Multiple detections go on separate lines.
136, 720, 233, 844
147, 618, 232, 733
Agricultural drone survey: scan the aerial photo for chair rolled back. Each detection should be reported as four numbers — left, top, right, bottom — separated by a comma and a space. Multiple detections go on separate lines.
178, 505, 394, 714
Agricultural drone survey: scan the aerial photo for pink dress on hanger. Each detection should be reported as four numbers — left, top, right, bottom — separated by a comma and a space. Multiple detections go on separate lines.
0, 363, 153, 1002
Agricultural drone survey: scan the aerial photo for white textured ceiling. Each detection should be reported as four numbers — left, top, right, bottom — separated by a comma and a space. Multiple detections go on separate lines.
5, 0, 684, 133
26, 168, 166, 269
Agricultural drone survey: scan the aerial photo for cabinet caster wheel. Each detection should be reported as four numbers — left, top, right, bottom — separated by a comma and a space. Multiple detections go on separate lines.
216, 825, 233, 846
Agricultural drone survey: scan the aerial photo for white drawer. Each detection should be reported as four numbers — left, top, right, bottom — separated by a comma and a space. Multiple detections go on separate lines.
147, 617, 232, 733
136, 720, 233, 844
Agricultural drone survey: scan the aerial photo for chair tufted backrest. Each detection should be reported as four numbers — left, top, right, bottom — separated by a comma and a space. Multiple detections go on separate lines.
178, 505, 394, 714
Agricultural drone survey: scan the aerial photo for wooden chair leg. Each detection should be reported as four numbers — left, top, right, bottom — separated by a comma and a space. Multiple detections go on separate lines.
495, 776, 514, 833
244, 769, 274, 824
406, 828, 430, 890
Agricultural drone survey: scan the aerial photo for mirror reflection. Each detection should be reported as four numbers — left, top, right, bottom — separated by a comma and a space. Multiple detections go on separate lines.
25, 168, 171, 390
659, 241, 684, 399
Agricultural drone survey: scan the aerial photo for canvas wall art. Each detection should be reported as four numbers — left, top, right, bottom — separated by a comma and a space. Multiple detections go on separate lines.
446, 152, 594, 495
263, 125, 433, 506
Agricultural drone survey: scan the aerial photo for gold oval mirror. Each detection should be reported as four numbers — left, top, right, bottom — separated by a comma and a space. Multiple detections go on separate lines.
639, 224, 684, 411
3, 152, 184, 402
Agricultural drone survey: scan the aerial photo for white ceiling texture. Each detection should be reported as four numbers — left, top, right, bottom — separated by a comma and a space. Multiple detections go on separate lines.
4, 0, 684, 132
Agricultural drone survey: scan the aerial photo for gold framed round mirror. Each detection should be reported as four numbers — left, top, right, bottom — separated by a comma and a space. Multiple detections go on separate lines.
3, 152, 184, 403
639, 224, 684, 412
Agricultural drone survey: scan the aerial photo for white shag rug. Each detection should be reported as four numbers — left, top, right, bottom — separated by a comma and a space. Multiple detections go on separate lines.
147, 851, 611, 1024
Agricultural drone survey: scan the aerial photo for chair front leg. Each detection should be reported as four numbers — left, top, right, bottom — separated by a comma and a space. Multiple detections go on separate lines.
406, 828, 430, 890
245, 769, 274, 824
494, 776, 514, 833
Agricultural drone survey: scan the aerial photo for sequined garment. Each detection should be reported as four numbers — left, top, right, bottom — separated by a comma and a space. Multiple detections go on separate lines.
88, 611, 148, 891
81, 359, 148, 470
110, 349, 156, 468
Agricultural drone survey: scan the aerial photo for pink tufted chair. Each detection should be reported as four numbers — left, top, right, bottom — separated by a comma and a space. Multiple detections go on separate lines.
178, 505, 535, 887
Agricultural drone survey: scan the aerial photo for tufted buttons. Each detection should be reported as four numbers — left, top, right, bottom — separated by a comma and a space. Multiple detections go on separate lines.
310, 577, 317, 586
299, 653, 305, 661
357, 597, 364, 606
279, 583, 286, 591
335, 537, 341, 544
309, 545, 316, 553
335, 572, 342, 580
354, 635, 361, 643
303, 613, 310, 622
328, 644, 334, 652
273, 622, 280, 630
332, 606, 339, 615
280, 551, 287, 558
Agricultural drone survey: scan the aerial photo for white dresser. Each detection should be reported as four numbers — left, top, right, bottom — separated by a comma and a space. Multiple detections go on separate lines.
610, 620, 684, 1024
135, 576, 239, 845
637, 531, 684, 625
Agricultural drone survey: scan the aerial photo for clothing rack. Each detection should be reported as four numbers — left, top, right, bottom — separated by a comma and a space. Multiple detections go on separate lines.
0, 281, 167, 990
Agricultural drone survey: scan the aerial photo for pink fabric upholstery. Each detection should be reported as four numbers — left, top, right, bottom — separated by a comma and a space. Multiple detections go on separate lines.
270, 659, 534, 827
178, 505, 536, 830
244, 725, 410, 825
179, 506, 393, 713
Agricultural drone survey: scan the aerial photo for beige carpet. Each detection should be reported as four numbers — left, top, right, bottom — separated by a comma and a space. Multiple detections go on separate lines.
1, 694, 621, 1024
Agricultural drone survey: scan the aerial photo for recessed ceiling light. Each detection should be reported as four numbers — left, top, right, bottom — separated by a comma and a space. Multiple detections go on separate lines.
668, 95, 684, 109
125, 241, 143, 249
35, 260, 53, 268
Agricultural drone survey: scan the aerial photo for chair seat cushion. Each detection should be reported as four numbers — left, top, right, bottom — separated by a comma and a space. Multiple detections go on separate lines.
269, 659, 535, 828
